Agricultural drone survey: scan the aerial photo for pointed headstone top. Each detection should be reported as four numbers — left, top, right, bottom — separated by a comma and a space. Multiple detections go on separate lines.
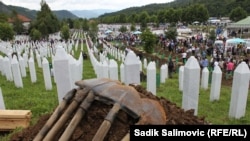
11, 55, 18, 64
235, 62, 250, 73
109, 59, 117, 67
124, 51, 139, 65
54, 46, 68, 60
42, 57, 49, 64
213, 65, 222, 73
147, 61, 156, 70
185, 56, 200, 69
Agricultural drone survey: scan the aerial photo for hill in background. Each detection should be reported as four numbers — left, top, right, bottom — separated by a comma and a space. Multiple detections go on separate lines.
1, 0, 250, 22
71, 9, 117, 19
0, 1, 117, 20
99, 0, 250, 19
0, 1, 78, 20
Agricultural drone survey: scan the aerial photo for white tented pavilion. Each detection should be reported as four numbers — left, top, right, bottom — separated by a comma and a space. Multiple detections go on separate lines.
226, 16, 250, 38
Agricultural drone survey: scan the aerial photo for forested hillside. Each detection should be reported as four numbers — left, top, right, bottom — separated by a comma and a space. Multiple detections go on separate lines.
0, 1, 78, 20
99, 0, 250, 19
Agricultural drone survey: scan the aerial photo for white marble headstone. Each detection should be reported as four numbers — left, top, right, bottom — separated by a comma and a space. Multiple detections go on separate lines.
229, 62, 250, 119
201, 67, 209, 90
147, 61, 156, 95
182, 56, 201, 116
0, 87, 6, 109
42, 58, 52, 90
54, 46, 73, 103
210, 65, 222, 101
124, 51, 140, 85
109, 59, 118, 81
11, 55, 23, 88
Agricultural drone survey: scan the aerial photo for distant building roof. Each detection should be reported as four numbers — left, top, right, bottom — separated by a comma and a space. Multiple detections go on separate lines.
8, 14, 31, 23
227, 16, 250, 28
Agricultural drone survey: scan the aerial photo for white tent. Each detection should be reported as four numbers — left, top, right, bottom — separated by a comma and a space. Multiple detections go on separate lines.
133, 31, 142, 35
227, 16, 250, 28
105, 30, 113, 34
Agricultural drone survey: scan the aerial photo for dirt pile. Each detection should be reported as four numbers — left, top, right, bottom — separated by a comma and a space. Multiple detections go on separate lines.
9, 83, 210, 141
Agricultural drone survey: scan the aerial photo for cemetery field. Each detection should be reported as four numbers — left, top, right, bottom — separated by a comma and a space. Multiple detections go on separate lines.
0, 42, 249, 140
0, 45, 95, 124
156, 73, 250, 124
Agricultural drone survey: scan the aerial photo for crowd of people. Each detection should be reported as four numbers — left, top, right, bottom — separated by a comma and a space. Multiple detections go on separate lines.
156, 33, 250, 79
99, 28, 249, 80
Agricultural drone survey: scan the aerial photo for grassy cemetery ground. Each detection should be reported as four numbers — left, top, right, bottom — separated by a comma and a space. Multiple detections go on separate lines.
0, 41, 249, 140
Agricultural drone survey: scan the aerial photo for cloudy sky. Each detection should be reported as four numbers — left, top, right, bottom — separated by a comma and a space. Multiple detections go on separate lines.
1, 0, 174, 11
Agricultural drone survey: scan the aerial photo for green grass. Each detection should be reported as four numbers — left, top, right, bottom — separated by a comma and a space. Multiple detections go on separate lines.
0, 42, 95, 140
156, 73, 250, 125
0, 39, 250, 140
0, 63, 58, 123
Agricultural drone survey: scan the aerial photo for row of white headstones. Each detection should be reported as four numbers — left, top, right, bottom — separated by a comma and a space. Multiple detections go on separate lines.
0, 31, 83, 109
88, 35, 250, 120
0, 31, 249, 120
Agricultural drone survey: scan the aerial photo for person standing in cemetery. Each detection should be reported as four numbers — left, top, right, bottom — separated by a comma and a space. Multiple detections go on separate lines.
168, 58, 174, 78
213, 58, 220, 68
200, 56, 209, 70
226, 59, 234, 76
232, 46, 237, 56
181, 49, 187, 64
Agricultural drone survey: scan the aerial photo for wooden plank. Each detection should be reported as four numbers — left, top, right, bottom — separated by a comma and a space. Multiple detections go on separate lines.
0, 110, 32, 131
0, 110, 31, 118
0, 119, 30, 130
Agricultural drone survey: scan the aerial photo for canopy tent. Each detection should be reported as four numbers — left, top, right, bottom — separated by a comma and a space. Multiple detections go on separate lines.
133, 31, 142, 35
151, 29, 165, 35
225, 38, 246, 51
105, 29, 113, 34
98, 34, 107, 38
226, 16, 250, 38
227, 16, 250, 28
226, 38, 246, 44
193, 21, 199, 24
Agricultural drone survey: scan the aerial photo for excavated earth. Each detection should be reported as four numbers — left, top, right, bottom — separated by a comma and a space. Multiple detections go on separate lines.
8, 82, 210, 141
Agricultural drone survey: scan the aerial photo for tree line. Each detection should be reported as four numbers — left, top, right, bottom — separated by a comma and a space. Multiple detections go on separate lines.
0, 0, 96, 42
0, 0, 249, 42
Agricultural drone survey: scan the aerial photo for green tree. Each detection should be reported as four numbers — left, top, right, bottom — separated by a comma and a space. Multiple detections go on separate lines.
0, 22, 14, 41
165, 27, 177, 42
140, 19, 147, 32
175, 8, 183, 23
31, 0, 60, 39
127, 13, 138, 23
139, 11, 150, 23
118, 14, 127, 23
82, 18, 89, 31
157, 10, 166, 23
130, 22, 136, 32
60, 24, 70, 41
182, 4, 209, 24
11, 10, 24, 34
165, 8, 176, 24
229, 6, 247, 22
140, 28, 156, 54
139, 11, 148, 31
149, 15, 158, 24
208, 29, 216, 41
73, 19, 81, 29
195, 4, 209, 23
0, 13, 8, 23
88, 20, 98, 43
119, 25, 127, 33
30, 28, 42, 41
67, 18, 74, 29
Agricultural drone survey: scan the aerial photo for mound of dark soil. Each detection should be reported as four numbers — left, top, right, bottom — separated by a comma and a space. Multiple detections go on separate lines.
9, 84, 210, 141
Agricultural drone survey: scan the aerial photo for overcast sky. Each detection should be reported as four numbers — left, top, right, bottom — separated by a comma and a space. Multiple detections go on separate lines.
1, 0, 174, 11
